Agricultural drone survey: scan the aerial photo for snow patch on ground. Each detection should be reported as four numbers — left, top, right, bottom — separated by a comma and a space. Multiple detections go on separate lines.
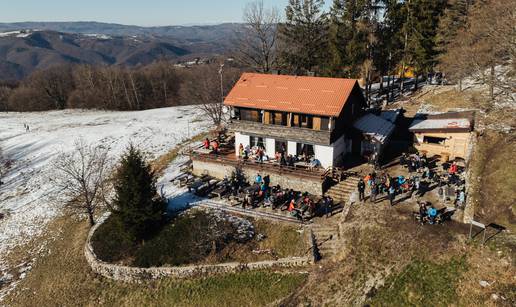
83, 33, 112, 40
0, 106, 210, 298
0, 30, 35, 38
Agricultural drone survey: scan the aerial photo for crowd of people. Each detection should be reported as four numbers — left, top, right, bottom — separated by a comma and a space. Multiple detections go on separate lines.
354, 151, 467, 224
203, 137, 220, 154
237, 143, 321, 169
236, 172, 334, 221
356, 171, 422, 206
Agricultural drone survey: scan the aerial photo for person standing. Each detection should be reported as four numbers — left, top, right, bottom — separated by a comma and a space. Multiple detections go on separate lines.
211, 140, 219, 154
357, 179, 366, 202
457, 190, 466, 208
239, 143, 244, 157
370, 183, 378, 203
258, 148, 264, 163
255, 173, 262, 185
388, 185, 396, 206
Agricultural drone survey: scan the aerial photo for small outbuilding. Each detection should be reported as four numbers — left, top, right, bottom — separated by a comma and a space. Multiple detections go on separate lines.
353, 112, 397, 163
409, 111, 475, 161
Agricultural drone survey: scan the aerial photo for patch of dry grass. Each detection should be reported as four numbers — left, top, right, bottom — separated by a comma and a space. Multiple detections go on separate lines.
281, 201, 516, 306
254, 219, 307, 258
416, 86, 487, 111
469, 131, 516, 233
4, 215, 307, 306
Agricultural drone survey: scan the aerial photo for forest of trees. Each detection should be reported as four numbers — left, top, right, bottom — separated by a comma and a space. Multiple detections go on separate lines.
0, 61, 244, 112
240, 0, 514, 101
437, 0, 515, 99
239, 0, 450, 98
0, 0, 513, 112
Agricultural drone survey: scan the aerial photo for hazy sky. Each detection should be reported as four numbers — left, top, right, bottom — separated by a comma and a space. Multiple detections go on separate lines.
0, 0, 332, 26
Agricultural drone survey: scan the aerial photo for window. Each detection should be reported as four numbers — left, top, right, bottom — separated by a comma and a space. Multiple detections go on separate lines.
271, 111, 288, 126
320, 117, 330, 131
239, 108, 261, 122
301, 115, 313, 129
275, 140, 287, 153
292, 114, 313, 128
423, 136, 446, 145
250, 136, 264, 148
296, 143, 315, 157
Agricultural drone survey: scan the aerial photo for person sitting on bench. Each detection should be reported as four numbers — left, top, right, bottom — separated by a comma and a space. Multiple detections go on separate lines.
427, 206, 437, 224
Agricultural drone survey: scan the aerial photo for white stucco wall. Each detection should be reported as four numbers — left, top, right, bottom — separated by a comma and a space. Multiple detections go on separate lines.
314, 145, 334, 168
331, 135, 347, 166
287, 141, 297, 156
265, 138, 275, 157
235, 132, 249, 156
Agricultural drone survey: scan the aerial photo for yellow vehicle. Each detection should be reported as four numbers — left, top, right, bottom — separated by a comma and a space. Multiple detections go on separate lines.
396, 65, 416, 78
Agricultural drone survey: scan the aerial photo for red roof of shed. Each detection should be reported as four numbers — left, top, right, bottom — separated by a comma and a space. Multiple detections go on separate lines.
224, 73, 359, 117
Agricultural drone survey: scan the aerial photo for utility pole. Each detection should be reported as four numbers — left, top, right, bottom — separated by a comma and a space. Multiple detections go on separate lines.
219, 63, 225, 104
387, 51, 392, 101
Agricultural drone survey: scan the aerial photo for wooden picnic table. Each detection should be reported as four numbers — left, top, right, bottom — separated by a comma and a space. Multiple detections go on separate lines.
193, 148, 213, 155
294, 161, 311, 169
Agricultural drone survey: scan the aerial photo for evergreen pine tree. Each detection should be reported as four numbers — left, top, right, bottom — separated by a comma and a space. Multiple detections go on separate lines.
278, 0, 330, 75
327, 0, 348, 76
398, 0, 446, 90
112, 145, 167, 240
436, 0, 475, 51
381, 0, 407, 98
327, 0, 369, 78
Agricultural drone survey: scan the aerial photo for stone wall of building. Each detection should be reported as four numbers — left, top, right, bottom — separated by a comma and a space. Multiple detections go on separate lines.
85, 213, 313, 283
192, 159, 325, 195
229, 120, 332, 146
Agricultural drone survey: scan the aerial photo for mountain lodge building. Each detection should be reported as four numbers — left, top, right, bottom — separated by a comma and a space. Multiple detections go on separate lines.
224, 73, 368, 168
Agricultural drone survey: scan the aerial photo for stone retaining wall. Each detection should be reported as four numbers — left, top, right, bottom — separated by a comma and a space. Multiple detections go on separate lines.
462, 132, 479, 223
85, 212, 312, 283
192, 159, 324, 196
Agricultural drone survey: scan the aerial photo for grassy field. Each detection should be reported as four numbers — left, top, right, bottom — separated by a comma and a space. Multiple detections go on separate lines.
368, 257, 468, 306
91, 209, 307, 267
469, 131, 516, 233
4, 215, 307, 306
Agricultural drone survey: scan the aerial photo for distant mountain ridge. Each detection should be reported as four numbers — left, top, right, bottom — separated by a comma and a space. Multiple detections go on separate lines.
0, 22, 243, 80
0, 21, 243, 42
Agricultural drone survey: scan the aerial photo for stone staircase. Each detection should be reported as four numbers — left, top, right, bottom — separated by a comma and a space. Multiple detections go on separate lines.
325, 176, 361, 203
310, 221, 342, 259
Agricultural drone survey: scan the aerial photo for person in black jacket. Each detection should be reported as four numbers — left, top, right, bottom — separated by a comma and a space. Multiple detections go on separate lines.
357, 179, 366, 202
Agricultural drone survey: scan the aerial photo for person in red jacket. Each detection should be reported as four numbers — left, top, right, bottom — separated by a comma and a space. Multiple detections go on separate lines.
212, 140, 219, 154
203, 138, 210, 149
449, 161, 458, 174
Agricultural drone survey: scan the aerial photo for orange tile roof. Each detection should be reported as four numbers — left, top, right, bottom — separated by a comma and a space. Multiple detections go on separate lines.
224, 73, 359, 117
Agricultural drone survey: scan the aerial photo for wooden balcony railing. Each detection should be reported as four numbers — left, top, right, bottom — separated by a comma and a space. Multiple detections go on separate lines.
191, 152, 327, 181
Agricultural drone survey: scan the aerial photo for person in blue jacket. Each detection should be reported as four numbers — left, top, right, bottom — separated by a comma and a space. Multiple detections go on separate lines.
427, 206, 438, 224
255, 173, 262, 184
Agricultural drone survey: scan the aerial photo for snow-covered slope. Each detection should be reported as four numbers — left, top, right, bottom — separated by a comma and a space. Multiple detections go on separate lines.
0, 106, 209, 264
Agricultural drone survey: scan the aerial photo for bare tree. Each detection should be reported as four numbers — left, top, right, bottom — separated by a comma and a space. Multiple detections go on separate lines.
179, 64, 242, 126
0, 145, 5, 186
236, 0, 279, 72
438, 0, 516, 99
28, 65, 75, 109
51, 139, 112, 227
0, 86, 12, 111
